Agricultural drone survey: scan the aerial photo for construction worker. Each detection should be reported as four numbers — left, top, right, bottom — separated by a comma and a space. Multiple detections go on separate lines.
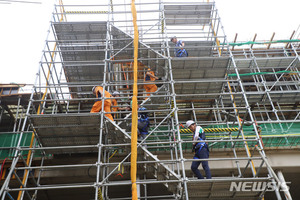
129, 102, 150, 147
137, 107, 150, 146
111, 91, 130, 118
90, 86, 114, 121
171, 36, 188, 57
186, 120, 211, 179
144, 67, 158, 98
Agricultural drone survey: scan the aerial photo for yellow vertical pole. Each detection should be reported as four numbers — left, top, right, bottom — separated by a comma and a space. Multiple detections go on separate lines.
227, 80, 257, 175
17, 1, 66, 199
207, 0, 221, 55
130, 0, 138, 199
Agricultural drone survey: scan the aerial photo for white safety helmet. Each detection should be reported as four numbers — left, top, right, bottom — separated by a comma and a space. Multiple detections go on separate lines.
92, 86, 96, 94
186, 120, 195, 128
112, 91, 120, 96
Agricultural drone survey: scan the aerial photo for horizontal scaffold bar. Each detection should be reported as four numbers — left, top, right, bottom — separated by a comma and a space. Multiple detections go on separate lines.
228, 70, 298, 77
65, 11, 108, 14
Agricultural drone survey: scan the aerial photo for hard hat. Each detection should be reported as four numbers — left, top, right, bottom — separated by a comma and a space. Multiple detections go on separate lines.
112, 91, 120, 96
138, 107, 147, 111
92, 86, 96, 93
186, 120, 195, 128
170, 36, 177, 42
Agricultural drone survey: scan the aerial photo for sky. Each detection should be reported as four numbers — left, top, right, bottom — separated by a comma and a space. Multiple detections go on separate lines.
0, 0, 299, 85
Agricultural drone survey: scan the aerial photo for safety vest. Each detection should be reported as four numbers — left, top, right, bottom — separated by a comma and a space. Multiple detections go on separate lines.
144, 69, 155, 82
94, 86, 112, 102
194, 128, 207, 152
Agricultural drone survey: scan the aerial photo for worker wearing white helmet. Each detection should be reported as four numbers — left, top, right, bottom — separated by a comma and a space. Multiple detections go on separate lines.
186, 120, 211, 179
111, 91, 130, 118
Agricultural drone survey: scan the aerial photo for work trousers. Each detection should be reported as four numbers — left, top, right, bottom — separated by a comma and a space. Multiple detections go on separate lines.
191, 146, 211, 179
90, 100, 114, 121
144, 84, 157, 97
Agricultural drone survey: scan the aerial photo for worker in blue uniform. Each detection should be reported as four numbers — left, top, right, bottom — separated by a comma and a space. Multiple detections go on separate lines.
137, 107, 150, 145
171, 36, 188, 57
186, 120, 211, 179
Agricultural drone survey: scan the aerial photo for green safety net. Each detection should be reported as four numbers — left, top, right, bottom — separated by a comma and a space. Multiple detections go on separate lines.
1, 123, 299, 158
221, 39, 300, 47
0, 132, 45, 160
147, 122, 300, 151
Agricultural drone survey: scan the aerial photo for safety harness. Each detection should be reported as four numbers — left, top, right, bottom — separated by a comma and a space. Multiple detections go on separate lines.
175, 40, 188, 57
138, 107, 149, 135
194, 128, 207, 152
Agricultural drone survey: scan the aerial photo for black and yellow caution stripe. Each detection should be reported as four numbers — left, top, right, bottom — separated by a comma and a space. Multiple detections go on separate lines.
180, 127, 239, 134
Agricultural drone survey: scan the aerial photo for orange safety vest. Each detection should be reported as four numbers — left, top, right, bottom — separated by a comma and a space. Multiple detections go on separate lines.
144, 69, 156, 82
94, 86, 112, 102
111, 98, 118, 112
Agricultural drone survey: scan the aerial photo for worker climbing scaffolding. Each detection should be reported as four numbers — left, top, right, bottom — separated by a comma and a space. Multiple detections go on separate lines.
186, 120, 212, 179
90, 86, 114, 121
111, 91, 130, 118
137, 107, 150, 146
171, 36, 188, 57
144, 67, 159, 98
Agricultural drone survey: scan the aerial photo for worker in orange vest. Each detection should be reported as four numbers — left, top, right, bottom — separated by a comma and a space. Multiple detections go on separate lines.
144, 67, 158, 98
90, 86, 114, 121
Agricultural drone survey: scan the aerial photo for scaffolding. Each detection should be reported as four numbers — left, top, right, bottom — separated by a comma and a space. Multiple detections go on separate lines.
0, 0, 299, 199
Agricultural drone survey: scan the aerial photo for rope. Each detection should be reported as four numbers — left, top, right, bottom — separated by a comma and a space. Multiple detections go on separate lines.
109, 150, 118, 160
97, 187, 103, 200
170, 100, 174, 117
130, 1, 138, 199
222, 39, 300, 47
161, 14, 164, 33
0, 158, 7, 180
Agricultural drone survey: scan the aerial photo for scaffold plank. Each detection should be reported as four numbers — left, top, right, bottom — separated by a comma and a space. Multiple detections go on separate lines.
233, 57, 296, 69
169, 41, 214, 57
164, 4, 213, 25
171, 57, 230, 69
30, 114, 101, 153
53, 21, 107, 42
187, 179, 267, 199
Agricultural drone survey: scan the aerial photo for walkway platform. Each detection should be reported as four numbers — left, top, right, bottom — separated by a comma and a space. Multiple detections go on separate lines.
30, 114, 101, 154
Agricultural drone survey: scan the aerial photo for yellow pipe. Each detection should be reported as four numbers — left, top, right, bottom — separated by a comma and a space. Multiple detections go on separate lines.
207, 0, 221, 55
17, 2, 66, 199
130, 0, 138, 199
227, 80, 257, 175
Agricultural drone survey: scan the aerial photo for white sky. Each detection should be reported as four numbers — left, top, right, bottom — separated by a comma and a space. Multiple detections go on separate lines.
0, 0, 299, 85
